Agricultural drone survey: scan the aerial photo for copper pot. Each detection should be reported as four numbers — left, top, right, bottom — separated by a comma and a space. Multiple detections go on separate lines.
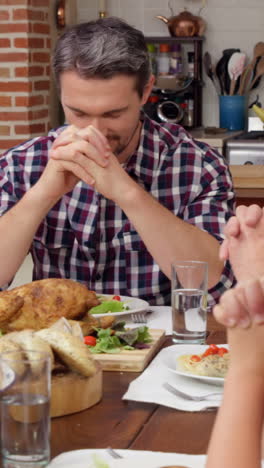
156, 10, 206, 37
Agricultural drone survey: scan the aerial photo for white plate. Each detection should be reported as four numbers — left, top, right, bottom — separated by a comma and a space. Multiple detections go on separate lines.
91, 295, 149, 318
48, 448, 207, 467
161, 344, 228, 385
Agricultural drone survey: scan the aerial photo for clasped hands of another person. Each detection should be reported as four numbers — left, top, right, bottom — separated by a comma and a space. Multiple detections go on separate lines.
207, 204, 264, 468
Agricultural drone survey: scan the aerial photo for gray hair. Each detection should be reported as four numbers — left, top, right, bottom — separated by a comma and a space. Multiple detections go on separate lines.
52, 17, 151, 97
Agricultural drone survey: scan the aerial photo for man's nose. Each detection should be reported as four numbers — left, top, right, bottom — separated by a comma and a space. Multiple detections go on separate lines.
89, 117, 105, 135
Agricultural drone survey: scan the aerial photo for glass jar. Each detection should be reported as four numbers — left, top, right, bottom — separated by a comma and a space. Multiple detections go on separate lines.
169, 43, 183, 76
157, 43, 170, 76
147, 43, 157, 77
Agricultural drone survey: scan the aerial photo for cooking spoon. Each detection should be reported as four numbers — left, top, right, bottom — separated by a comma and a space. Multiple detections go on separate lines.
203, 51, 220, 94
249, 55, 264, 90
228, 52, 246, 95
238, 42, 264, 94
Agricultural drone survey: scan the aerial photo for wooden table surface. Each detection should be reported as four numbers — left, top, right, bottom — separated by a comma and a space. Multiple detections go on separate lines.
51, 315, 226, 459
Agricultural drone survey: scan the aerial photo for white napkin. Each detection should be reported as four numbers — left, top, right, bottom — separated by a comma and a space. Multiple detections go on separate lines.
48, 448, 206, 467
123, 346, 223, 411
124, 306, 172, 335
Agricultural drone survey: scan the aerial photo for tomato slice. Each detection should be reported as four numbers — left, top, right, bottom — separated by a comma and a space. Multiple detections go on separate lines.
202, 347, 215, 357
209, 344, 219, 354
112, 295, 121, 301
202, 344, 219, 358
218, 347, 228, 356
83, 336, 97, 346
191, 355, 201, 362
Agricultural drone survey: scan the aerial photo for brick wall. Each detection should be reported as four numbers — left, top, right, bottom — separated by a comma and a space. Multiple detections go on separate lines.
0, 0, 51, 155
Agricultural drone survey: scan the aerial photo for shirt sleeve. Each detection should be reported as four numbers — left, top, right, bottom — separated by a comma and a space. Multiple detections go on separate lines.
171, 138, 236, 305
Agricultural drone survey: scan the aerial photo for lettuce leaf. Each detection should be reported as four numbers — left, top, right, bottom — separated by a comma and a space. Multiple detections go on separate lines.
89, 300, 125, 315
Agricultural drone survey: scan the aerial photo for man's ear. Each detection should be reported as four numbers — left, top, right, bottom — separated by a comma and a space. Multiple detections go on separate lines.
141, 74, 155, 105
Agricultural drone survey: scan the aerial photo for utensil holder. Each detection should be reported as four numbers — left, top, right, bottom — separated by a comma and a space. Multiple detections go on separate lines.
219, 95, 247, 131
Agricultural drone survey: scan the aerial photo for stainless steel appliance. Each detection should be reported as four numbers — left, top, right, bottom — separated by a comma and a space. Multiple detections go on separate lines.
226, 131, 264, 164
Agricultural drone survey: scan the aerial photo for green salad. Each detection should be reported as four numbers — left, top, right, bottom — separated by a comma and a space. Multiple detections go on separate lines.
89, 295, 130, 315
84, 321, 152, 354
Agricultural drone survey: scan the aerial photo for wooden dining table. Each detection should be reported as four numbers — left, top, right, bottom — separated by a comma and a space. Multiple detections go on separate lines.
50, 314, 226, 460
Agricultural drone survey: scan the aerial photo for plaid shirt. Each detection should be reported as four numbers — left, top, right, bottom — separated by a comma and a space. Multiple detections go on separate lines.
0, 115, 235, 305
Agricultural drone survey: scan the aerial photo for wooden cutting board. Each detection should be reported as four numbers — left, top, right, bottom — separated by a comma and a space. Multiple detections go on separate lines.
51, 361, 102, 418
92, 329, 165, 372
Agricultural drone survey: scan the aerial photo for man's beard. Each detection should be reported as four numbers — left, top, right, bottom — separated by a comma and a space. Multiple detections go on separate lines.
107, 121, 141, 157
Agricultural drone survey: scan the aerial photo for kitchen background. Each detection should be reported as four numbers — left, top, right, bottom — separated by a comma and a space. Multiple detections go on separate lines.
0, 0, 264, 154
77, 0, 264, 129
1, 0, 264, 287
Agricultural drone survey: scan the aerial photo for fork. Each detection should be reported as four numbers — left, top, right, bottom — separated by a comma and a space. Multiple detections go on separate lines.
131, 312, 147, 323
163, 382, 223, 401
106, 447, 123, 459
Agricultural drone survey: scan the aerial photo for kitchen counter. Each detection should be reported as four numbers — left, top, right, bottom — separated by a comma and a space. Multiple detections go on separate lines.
191, 128, 242, 154
229, 165, 264, 199
191, 129, 264, 200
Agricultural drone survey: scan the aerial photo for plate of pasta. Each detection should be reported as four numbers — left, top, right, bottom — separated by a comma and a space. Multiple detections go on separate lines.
161, 344, 229, 385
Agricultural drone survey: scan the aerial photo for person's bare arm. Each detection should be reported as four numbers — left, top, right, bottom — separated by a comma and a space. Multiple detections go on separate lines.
207, 373, 264, 468
207, 278, 264, 468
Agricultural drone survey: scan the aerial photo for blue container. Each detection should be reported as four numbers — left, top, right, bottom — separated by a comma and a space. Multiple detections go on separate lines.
219, 95, 247, 131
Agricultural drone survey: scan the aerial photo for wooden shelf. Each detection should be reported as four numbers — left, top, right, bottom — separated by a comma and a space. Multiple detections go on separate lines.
145, 35, 204, 128
145, 36, 204, 43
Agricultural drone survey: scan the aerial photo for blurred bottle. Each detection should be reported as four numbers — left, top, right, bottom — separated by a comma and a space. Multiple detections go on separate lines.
157, 43, 170, 75
147, 43, 157, 78
184, 93, 194, 127
187, 51, 195, 78
169, 43, 183, 76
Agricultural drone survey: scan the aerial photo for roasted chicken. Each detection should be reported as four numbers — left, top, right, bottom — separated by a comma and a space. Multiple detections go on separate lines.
0, 278, 100, 332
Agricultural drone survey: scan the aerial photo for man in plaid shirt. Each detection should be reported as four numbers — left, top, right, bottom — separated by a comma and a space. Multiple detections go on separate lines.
0, 18, 235, 306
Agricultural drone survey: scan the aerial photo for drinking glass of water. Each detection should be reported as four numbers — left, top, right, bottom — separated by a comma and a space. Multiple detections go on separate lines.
171, 260, 208, 344
0, 350, 51, 467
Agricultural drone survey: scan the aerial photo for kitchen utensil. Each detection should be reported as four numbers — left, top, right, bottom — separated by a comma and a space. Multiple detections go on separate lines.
203, 52, 220, 94
131, 312, 147, 323
155, 10, 206, 37
221, 50, 239, 94
216, 49, 240, 95
238, 64, 254, 95
106, 448, 123, 459
215, 55, 227, 95
238, 42, 264, 94
253, 41, 264, 60
249, 55, 264, 90
219, 95, 247, 131
163, 382, 222, 402
250, 55, 263, 90
228, 52, 246, 95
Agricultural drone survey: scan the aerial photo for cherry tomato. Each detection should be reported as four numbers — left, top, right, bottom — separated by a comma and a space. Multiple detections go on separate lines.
218, 347, 228, 356
191, 355, 201, 362
209, 344, 219, 354
202, 347, 215, 357
202, 344, 219, 358
113, 295, 121, 301
83, 336, 97, 346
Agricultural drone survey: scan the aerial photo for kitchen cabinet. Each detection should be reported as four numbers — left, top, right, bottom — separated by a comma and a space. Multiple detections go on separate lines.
145, 36, 204, 128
